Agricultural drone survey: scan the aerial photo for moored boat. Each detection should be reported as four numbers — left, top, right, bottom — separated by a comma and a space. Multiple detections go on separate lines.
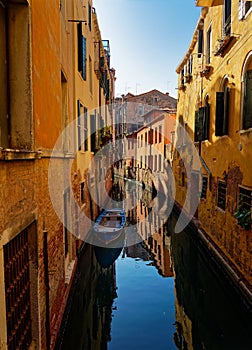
93, 208, 126, 247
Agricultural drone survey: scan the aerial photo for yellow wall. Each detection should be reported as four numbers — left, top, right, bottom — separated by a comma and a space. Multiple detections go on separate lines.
174, 2, 252, 285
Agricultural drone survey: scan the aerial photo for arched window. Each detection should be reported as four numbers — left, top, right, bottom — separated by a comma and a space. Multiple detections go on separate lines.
242, 53, 252, 130
215, 76, 230, 136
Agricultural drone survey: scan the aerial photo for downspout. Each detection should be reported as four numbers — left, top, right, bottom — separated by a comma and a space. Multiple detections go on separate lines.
43, 231, 50, 350
200, 156, 212, 191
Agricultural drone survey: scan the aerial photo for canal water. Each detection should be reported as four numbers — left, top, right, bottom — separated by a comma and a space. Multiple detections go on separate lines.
55, 180, 252, 350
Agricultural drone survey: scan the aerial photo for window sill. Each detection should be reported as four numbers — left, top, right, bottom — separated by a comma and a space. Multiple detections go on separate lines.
0, 148, 42, 161
239, 128, 252, 135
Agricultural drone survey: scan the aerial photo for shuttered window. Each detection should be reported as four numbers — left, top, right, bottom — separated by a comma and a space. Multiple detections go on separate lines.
224, 0, 231, 36
88, 3, 92, 31
201, 176, 208, 199
243, 69, 252, 130
239, 186, 252, 211
77, 23, 86, 80
194, 105, 210, 142
198, 29, 204, 56
215, 88, 229, 136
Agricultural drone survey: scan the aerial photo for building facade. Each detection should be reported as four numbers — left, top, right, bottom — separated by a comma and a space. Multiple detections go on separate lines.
0, 1, 114, 349
174, 0, 252, 296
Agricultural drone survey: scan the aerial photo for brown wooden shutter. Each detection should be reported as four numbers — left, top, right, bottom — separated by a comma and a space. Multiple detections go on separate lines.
77, 23, 83, 73
194, 110, 199, 142
223, 87, 230, 135
215, 92, 224, 136
243, 69, 252, 129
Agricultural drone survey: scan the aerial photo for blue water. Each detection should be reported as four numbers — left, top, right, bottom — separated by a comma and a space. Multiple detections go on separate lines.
108, 253, 176, 350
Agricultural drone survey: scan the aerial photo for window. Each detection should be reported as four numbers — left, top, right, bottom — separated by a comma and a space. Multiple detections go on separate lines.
90, 113, 96, 152
61, 72, 69, 152
239, 0, 252, 20
242, 69, 252, 130
194, 103, 210, 142
206, 25, 212, 64
155, 127, 158, 143
148, 129, 153, 144
80, 182, 85, 203
238, 186, 252, 211
4, 229, 32, 349
201, 176, 208, 199
217, 180, 227, 210
88, 2, 92, 31
77, 23, 86, 80
215, 84, 230, 136
188, 54, 193, 75
145, 132, 147, 144
223, 0, 231, 36
0, 1, 32, 149
159, 125, 162, 143
235, 186, 252, 229
89, 56, 93, 94
198, 28, 204, 57
141, 134, 143, 147
77, 101, 88, 151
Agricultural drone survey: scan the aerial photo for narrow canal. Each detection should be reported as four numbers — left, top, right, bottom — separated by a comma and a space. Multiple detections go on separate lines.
55, 179, 252, 350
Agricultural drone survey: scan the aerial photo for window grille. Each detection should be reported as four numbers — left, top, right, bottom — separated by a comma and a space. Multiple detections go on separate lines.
4, 229, 32, 350
201, 176, 208, 199
238, 186, 252, 211
217, 180, 227, 210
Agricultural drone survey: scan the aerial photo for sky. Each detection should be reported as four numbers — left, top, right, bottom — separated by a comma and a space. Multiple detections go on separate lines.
93, 0, 201, 99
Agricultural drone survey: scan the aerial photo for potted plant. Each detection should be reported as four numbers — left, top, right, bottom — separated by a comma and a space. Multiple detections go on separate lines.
234, 198, 252, 230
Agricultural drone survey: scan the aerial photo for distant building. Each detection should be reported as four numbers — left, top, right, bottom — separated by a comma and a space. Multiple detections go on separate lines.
173, 1, 252, 295
115, 89, 177, 137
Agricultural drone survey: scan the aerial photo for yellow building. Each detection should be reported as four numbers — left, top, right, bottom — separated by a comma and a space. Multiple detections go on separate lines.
0, 0, 115, 348
74, 2, 115, 239
174, 0, 252, 296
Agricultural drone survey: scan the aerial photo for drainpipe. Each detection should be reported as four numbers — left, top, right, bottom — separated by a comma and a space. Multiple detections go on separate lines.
200, 156, 212, 191
43, 231, 50, 349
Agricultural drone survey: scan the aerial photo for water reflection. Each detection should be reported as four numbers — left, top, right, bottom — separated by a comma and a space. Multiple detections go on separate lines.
55, 244, 117, 350
171, 213, 252, 350
56, 179, 252, 350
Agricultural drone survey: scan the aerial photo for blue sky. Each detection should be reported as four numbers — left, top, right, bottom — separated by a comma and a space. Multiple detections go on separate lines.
93, 0, 201, 98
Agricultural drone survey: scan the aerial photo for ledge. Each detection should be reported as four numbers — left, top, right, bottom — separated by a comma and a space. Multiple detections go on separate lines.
0, 148, 42, 161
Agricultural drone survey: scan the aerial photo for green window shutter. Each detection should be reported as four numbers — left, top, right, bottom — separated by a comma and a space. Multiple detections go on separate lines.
77, 100, 81, 150
215, 92, 224, 136
90, 114, 96, 152
198, 107, 205, 141
223, 87, 229, 135
243, 69, 252, 130
82, 36, 87, 80
198, 29, 203, 55
88, 3, 92, 31
84, 107, 88, 151
194, 110, 199, 142
77, 23, 83, 74
203, 103, 210, 140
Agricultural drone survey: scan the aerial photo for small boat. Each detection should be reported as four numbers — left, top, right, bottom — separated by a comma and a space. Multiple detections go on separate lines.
94, 246, 123, 268
93, 208, 126, 247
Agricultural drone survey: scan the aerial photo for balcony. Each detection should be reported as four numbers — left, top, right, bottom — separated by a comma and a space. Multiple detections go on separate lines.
195, 0, 223, 7
213, 34, 237, 57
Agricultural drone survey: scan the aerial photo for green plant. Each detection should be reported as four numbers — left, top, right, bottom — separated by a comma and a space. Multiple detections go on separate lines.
234, 201, 252, 230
